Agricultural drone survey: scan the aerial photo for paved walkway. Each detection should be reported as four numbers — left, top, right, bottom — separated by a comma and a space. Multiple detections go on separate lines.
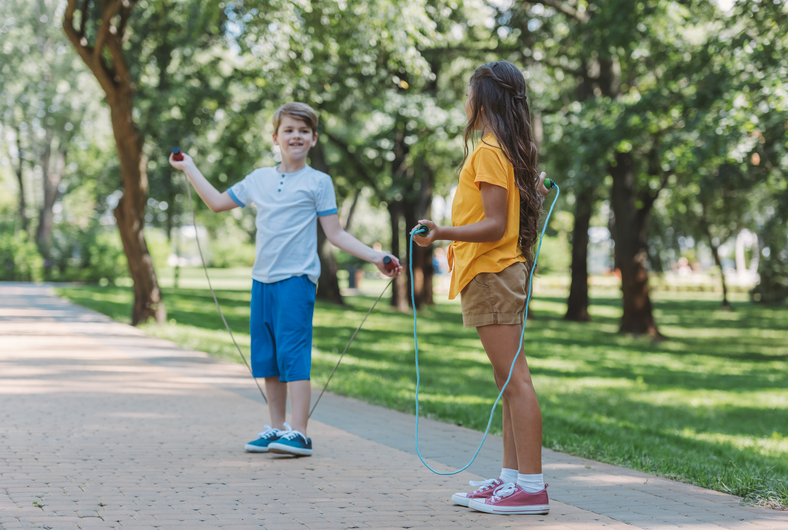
0, 283, 785, 530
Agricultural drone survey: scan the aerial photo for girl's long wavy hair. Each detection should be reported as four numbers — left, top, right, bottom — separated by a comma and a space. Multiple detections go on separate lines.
461, 61, 543, 270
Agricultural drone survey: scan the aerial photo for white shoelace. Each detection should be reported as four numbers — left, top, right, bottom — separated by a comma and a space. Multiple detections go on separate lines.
278, 430, 307, 443
468, 478, 499, 492
257, 422, 291, 439
491, 483, 517, 502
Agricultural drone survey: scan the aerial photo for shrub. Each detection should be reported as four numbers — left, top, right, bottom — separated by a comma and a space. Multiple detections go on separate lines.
207, 237, 257, 268
46, 225, 127, 284
0, 231, 44, 282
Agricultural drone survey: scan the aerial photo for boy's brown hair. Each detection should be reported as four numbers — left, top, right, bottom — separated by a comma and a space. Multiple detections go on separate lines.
273, 102, 319, 134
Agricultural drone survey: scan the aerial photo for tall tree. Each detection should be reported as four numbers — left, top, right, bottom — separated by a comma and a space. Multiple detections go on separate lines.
0, 0, 87, 244
62, 0, 228, 323
63, 0, 165, 324
506, 0, 729, 336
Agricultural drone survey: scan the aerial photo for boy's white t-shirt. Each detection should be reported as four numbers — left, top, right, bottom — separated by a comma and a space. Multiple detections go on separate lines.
226, 165, 338, 285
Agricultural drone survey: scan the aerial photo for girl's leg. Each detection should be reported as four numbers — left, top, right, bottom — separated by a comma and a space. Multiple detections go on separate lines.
477, 323, 542, 474
288, 379, 311, 436
493, 369, 519, 471
265, 377, 288, 430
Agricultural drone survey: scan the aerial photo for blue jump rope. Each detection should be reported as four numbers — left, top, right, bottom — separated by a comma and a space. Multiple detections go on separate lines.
410, 180, 559, 475
180, 147, 559, 469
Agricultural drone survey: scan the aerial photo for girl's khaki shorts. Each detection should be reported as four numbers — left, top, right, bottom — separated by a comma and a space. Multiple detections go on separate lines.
460, 262, 528, 328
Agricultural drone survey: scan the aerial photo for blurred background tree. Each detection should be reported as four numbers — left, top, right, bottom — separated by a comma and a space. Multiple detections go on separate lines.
0, 0, 785, 327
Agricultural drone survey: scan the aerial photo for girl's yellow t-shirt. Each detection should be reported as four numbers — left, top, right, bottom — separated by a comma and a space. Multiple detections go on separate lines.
447, 135, 525, 300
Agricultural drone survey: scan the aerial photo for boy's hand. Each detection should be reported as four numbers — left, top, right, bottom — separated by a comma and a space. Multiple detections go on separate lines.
169, 151, 194, 171
374, 253, 402, 277
413, 220, 438, 247
537, 171, 552, 197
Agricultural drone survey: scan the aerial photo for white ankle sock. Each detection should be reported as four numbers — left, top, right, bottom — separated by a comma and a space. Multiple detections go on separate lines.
499, 468, 518, 484
517, 473, 545, 493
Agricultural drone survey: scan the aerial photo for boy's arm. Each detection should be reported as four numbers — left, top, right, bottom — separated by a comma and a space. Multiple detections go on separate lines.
318, 214, 402, 277
169, 152, 239, 213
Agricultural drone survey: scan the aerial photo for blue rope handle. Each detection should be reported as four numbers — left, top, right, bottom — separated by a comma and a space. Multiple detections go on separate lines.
410, 184, 560, 475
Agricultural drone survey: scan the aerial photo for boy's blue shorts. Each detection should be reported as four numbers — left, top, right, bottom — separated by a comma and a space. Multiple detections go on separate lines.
250, 275, 316, 382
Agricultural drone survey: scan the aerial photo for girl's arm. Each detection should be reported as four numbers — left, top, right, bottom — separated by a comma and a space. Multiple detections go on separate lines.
318, 214, 402, 277
414, 182, 506, 246
169, 152, 238, 213
414, 171, 553, 247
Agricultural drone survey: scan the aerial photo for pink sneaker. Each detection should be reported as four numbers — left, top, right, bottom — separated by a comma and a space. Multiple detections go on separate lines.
450, 478, 504, 507
468, 483, 550, 515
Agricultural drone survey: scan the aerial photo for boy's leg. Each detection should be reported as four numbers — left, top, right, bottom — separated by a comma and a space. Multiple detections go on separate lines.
250, 279, 283, 422
477, 323, 542, 474
287, 380, 311, 436
265, 377, 288, 430
272, 276, 315, 436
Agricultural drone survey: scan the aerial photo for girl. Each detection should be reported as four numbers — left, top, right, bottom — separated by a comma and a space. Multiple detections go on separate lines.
413, 61, 553, 515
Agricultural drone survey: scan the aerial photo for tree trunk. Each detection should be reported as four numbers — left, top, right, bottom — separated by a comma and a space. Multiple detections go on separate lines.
315, 225, 344, 304
565, 185, 594, 321
36, 145, 66, 259
388, 202, 410, 311
109, 101, 165, 325
610, 151, 660, 337
308, 138, 343, 304
63, 0, 164, 325
404, 202, 434, 310
709, 239, 731, 310
12, 125, 29, 235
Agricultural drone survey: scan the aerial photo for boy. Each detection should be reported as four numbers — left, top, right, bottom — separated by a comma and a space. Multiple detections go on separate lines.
169, 102, 402, 456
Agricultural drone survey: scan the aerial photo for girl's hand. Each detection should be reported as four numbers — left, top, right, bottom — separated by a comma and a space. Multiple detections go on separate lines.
169, 151, 194, 171
537, 171, 552, 197
412, 220, 439, 247
373, 252, 402, 278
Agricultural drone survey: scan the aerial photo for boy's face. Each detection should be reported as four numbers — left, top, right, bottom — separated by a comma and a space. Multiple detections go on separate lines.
273, 116, 318, 161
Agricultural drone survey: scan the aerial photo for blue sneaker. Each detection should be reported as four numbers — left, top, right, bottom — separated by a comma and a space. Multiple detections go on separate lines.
244, 422, 291, 453
268, 430, 312, 456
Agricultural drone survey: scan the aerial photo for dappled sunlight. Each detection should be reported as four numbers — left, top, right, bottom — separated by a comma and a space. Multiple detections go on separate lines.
678, 428, 788, 460
570, 474, 649, 486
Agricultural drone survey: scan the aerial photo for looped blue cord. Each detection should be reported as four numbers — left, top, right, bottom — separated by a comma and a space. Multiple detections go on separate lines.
410, 184, 560, 475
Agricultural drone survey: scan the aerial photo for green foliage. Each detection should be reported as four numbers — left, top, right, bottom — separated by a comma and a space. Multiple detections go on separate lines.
0, 231, 42, 281
45, 225, 127, 284
751, 219, 788, 304
207, 238, 257, 269
143, 229, 171, 272
535, 235, 570, 275
57, 279, 788, 507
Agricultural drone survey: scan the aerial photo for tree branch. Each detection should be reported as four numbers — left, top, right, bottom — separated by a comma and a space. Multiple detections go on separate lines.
63, 0, 116, 95
93, 0, 121, 65
529, 55, 588, 78
527, 0, 590, 23
323, 130, 383, 199
78, 0, 89, 37
117, 0, 139, 42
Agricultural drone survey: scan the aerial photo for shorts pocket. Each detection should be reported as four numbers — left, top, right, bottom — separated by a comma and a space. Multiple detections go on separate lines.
472, 274, 491, 288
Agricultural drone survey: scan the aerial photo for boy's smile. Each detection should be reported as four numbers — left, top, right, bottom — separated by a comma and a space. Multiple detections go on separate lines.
273, 116, 318, 169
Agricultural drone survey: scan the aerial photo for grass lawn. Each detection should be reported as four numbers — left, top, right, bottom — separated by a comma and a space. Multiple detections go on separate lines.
56, 268, 788, 508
